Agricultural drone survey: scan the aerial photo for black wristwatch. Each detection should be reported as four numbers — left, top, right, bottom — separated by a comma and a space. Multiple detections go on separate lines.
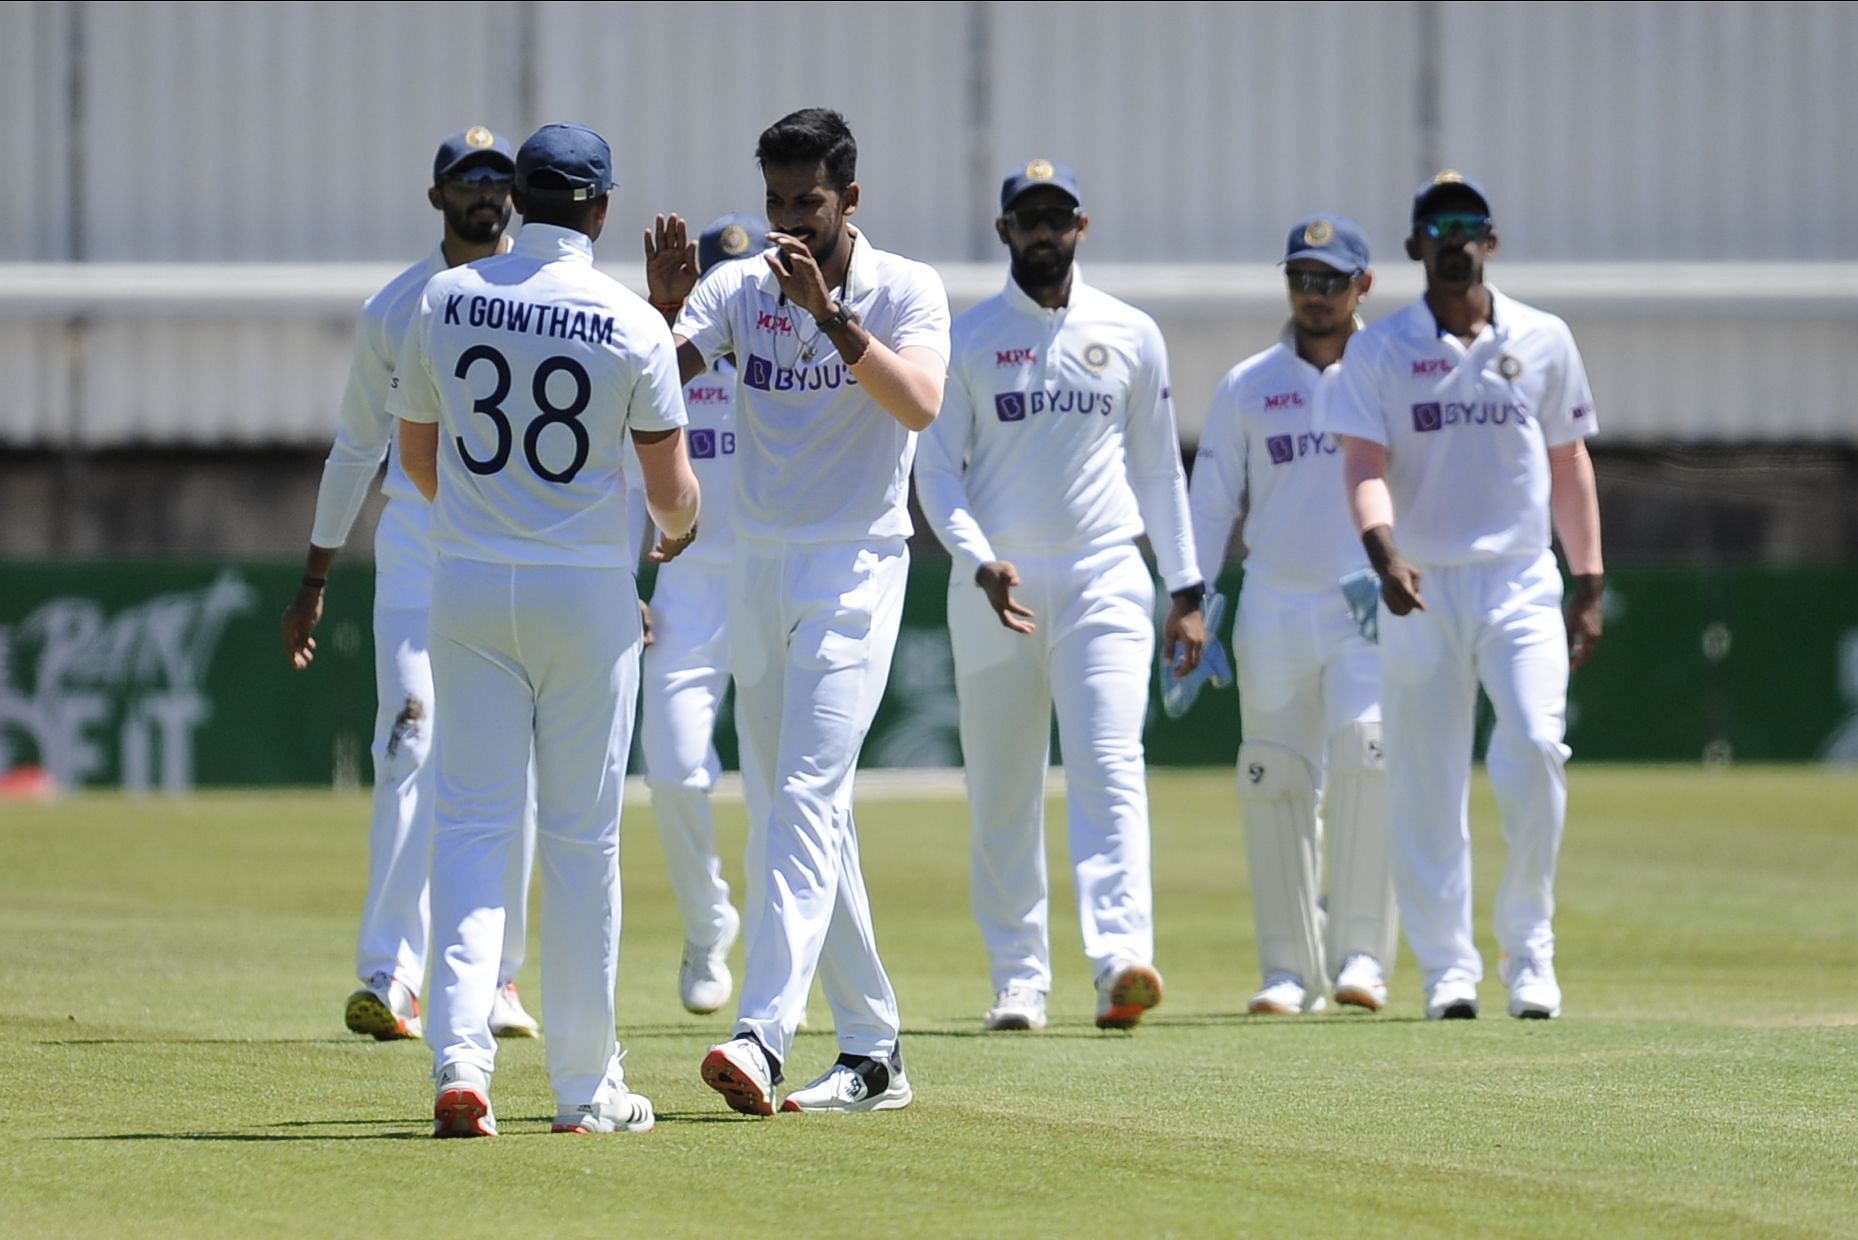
815, 303, 857, 333
1170, 582, 1207, 611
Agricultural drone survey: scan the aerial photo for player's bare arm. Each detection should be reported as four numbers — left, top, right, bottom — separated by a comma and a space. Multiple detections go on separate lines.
1340, 435, 1424, 614
398, 419, 439, 503
764, 233, 944, 430
633, 425, 701, 563
280, 544, 338, 669
1549, 438, 1605, 667
976, 560, 1037, 634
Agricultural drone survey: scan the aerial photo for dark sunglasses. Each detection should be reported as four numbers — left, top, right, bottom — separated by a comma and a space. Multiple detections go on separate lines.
1002, 205, 1083, 233
1420, 212, 1492, 241
1286, 270, 1357, 296
442, 168, 514, 193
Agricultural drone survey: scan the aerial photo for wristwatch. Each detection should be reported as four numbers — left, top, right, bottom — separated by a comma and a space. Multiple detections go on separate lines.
814, 303, 857, 333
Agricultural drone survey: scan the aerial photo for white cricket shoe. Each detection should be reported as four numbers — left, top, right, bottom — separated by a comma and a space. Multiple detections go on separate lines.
552, 1090, 655, 1134
489, 982, 541, 1038
1333, 954, 1389, 1013
1247, 971, 1316, 1015
346, 971, 421, 1041
780, 1053, 912, 1113
983, 982, 1048, 1031
1095, 960, 1165, 1029
1425, 977, 1480, 1021
1504, 958, 1562, 1020
433, 1062, 497, 1138
700, 1034, 779, 1117
680, 905, 740, 1015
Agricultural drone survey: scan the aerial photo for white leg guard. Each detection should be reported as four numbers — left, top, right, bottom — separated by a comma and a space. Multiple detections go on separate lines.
1323, 721, 1397, 980
1238, 741, 1325, 1000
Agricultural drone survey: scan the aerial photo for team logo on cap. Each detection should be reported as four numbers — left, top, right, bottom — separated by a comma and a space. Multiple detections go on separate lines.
1303, 219, 1335, 247
1082, 343, 1110, 373
1497, 353, 1524, 380
720, 225, 750, 256
1026, 159, 1055, 180
1433, 169, 1465, 185
465, 126, 495, 149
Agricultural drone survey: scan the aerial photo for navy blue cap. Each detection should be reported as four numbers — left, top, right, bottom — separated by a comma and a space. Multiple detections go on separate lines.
697, 212, 771, 276
515, 123, 615, 203
999, 158, 1082, 212
1411, 169, 1492, 224
1281, 214, 1371, 273
432, 126, 515, 183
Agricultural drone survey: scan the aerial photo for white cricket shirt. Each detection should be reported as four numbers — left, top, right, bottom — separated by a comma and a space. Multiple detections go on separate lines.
387, 223, 687, 569
1189, 329, 1367, 593
1316, 286, 1598, 566
674, 226, 950, 543
309, 246, 442, 609
625, 359, 738, 570
915, 271, 1200, 593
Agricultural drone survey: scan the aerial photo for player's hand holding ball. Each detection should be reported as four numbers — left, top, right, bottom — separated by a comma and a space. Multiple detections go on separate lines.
763, 233, 836, 320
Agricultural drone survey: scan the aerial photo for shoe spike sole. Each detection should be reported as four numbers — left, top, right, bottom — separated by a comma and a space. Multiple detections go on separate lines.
701, 1048, 774, 1117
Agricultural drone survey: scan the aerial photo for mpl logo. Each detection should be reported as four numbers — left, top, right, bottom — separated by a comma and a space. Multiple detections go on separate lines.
755, 311, 795, 335
1266, 434, 1295, 464
1412, 358, 1453, 376
744, 355, 773, 390
1262, 391, 1306, 411
687, 385, 728, 405
995, 392, 1028, 422
995, 348, 1036, 367
1412, 402, 1444, 432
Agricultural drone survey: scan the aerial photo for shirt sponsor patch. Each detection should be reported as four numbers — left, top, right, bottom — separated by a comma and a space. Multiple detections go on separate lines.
993, 389, 1116, 421
1412, 358, 1453, 376
1263, 391, 1306, 410
1266, 434, 1295, 464
995, 348, 1036, 367
689, 428, 717, 459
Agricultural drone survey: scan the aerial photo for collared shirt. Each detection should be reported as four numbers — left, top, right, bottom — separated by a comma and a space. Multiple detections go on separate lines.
915, 269, 1200, 593
387, 223, 687, 569
674, 226, 950, 543
1316, 286, 1598, 566
310, 245, 443, 606
1190, 327, 1367, 593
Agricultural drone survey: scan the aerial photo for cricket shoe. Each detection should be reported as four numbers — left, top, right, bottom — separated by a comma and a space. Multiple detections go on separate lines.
1425, 977, 1480, 1021
346, 972, 421, 1041
983, 981, 1048, 1031
680, 905, 740, 1015
489, 982, 540, 1038
1333, 954, 1389, 1013
552, 1090, 655, 1134
433, 1063, 497, 1138
701, 1034, 781, 1117
1248, 971, 1326, 1015
780, 1052, 912, 1113
1504, 957, 1562, 1020
1095, 960, 1164, 1029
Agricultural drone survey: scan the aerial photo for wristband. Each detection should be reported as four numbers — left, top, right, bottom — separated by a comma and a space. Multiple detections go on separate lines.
815, 303, 856, 333
650, 297, 685, 314
1170, 582, 1207, 610
301, 575, 327, 589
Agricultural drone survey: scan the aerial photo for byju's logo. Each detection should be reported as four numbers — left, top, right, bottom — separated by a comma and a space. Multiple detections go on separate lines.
1412, 402, 1443, 432
1266, 434, 1295, 464
745, 355, 773, 390
995, 392, 1028, 422
689, 429, 717, 459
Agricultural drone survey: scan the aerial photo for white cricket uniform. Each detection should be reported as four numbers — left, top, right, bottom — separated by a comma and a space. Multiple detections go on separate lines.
307, 245, 530, 999
1317, 286, 1598, 991
915, 271, 1197, 993
624, 361, 749, 949
389, 222, 686, 1108
675, 225, 949, 1066
1189, 329, 1393, 989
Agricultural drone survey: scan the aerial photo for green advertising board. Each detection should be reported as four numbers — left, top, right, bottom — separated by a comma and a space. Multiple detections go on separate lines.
1, 558, 1854, 791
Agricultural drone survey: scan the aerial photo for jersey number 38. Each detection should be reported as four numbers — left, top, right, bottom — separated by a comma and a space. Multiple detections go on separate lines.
453, 344, 591, 484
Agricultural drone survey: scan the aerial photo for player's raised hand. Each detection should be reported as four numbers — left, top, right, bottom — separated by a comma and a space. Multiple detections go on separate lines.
644, 214, 699, 308
1163, 598, 1207, 677
1566, 575, 1604, 668
764, 233, 835, 319
976, 561, 1036, 634
281, 583, 324, 670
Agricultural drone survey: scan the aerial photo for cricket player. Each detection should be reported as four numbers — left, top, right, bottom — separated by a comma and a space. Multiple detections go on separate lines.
1188, 215, 1396, 1016
645, 108, 948, 1114
914, 159, 1205, 1033
280, 126, 539, 1043
1318, 171, 1605, 1021
624, 212, 770, 1016
391, 123, 700, 1136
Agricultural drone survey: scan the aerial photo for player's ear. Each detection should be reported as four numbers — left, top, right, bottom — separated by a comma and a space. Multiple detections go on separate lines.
1404, 234, 1423, 261
1075, 211, 1089, 244
428, 186, 444, 212
841, 181, 860, 219
1356, 269, 1374, 298
1484, 230, 1500, 258
995, 217, 1011, 247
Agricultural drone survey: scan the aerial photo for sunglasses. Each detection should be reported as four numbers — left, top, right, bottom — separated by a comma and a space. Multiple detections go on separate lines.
442, 168, 514, 193
1286, 270, 1357, 296
1002, 205, 1083, 233
1420, 212, 1492, 241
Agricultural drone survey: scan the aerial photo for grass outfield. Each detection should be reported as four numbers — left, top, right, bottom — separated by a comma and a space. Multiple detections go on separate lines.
1, 767, 1855, 1236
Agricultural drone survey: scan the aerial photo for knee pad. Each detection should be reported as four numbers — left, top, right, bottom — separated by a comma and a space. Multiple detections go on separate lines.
1326, 720, 1384, 775
1238, 740, 1318, 802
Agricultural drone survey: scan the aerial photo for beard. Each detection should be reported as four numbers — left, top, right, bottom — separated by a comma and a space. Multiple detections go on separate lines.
447, 199, 512, 246
1433, 249, 1481, 285
1008, 240, 1075, 293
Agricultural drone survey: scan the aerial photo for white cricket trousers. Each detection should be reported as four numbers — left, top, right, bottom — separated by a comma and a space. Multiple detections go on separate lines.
639, 557, 744, 948
949, 542, 1157, 992
1380, 551, 1571, 989
425, 557, 642, 1109
357, 603, 532, 995
729, 535, 906, 1066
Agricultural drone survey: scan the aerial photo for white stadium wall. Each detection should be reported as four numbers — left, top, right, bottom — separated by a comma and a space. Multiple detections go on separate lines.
0, 1, 1854, 446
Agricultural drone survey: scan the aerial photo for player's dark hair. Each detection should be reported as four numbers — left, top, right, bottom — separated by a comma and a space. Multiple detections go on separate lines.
756, 108, 857, 190
519, 170, 607, 231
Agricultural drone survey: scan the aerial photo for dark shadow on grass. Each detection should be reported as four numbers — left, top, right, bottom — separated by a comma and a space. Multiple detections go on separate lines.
36, 1038, 373, 1047
69, 1130, 427, 1142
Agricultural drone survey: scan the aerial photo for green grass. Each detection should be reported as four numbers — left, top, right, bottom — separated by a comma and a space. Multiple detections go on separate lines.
1, 767, 1856, 1236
